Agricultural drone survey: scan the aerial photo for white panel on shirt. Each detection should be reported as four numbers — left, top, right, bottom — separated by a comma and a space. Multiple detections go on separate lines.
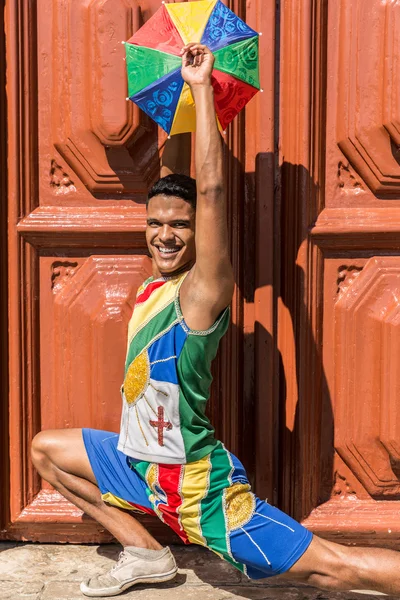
118, 379, 186, 464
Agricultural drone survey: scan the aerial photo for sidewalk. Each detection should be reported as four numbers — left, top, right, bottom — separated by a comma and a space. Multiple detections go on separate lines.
0, 542, 393, 600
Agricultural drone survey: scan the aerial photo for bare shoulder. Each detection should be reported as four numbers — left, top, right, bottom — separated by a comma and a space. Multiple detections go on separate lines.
179, 266, 234, 331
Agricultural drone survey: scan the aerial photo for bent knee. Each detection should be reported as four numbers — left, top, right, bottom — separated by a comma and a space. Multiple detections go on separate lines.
31, 430, 63, 471
31, 428, 94, 484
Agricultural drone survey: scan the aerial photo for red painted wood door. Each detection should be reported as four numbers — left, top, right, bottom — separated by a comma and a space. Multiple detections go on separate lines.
3, 0, 273, 542
3, 0, 399, 548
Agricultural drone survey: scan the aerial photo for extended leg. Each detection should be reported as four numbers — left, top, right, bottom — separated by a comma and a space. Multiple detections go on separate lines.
280, 534, 400, 596
31, 428, 160, 549
192, 446, 400, 596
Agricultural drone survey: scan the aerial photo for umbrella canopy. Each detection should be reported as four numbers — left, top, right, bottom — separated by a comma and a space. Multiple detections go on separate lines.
125, 0, 260, 135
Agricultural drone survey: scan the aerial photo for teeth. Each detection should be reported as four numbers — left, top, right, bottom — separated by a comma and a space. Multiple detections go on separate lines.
158, 247, 178, 254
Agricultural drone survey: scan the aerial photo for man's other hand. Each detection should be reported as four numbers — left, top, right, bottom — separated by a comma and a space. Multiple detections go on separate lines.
180, 44, 215, 87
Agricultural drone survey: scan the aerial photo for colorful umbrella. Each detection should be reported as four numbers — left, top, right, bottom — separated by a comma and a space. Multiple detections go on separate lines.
124, 0, 261, 135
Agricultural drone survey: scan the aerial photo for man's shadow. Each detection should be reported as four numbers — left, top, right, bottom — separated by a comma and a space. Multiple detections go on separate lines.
209, 153, 334, 521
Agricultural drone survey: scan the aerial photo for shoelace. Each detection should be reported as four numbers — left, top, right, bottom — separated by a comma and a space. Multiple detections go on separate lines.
110, 551, 130, 574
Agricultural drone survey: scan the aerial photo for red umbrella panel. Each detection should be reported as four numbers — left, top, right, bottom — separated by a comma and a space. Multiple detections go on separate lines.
125, 0, 261, 134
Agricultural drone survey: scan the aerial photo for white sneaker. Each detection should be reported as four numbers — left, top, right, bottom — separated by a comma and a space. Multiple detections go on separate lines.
80, 546, 178, 597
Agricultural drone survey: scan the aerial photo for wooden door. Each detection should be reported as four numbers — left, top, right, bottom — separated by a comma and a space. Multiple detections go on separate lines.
2, 0, 274, 542
5, 0, 398, 548
278, 0, 400, 546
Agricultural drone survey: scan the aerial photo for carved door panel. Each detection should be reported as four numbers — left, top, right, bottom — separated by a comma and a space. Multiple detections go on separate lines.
3, 0, 272, 543
279, 0, 400, 546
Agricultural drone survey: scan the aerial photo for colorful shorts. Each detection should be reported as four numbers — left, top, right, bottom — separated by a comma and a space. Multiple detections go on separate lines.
82, 428, 312, 580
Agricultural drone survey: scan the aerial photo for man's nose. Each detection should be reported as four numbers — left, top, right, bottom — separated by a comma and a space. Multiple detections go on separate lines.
159, 225, 174, 241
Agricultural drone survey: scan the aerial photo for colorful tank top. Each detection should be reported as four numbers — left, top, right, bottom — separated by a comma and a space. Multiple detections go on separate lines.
117, 271, 230, 464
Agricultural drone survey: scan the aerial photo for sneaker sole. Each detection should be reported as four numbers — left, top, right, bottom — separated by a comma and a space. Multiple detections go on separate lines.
80, 567, 178, 597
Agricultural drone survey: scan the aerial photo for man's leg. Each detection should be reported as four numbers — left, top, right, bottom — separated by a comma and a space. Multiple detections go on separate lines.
31, 428, 161, 549
197, 446, 400, 596
279, 534, 400, 596
227, 492, 400, 595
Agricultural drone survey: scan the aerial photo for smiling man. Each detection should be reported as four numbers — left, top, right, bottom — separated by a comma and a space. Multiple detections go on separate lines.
31, 44, 400, 598
146, 175, 196, 275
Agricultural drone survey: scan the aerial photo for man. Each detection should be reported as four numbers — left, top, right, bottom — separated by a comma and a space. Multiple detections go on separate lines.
31, 44, 400, 598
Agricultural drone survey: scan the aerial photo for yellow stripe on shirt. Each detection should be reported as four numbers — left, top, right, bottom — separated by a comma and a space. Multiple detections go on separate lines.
127, 274, 187, 348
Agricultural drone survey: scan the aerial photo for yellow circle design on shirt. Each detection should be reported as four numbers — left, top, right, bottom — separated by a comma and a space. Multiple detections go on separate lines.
124, 351, 150, 405
225, 483, 256, 531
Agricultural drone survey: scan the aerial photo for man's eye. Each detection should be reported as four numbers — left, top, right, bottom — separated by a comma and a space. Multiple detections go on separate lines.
173, 222, 187, 228
148, 221, 159, 227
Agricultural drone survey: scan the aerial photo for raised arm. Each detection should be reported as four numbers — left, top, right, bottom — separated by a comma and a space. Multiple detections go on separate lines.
179, 43, 234, 331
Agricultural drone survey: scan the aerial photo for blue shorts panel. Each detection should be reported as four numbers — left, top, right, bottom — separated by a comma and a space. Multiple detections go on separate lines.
229, 497, 313, 579
82, 428, 153, 511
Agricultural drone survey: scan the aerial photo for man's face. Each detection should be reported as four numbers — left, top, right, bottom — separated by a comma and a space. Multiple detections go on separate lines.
146, 194, 196, 277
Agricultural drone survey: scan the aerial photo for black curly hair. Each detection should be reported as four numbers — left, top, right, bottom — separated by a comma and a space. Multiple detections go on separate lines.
147, 174, 197, 210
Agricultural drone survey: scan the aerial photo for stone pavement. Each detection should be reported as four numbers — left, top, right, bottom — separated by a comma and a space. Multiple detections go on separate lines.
0, 542, 395, 600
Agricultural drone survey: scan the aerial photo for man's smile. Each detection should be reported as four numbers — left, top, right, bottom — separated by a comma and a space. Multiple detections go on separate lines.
154, 245, 182, 258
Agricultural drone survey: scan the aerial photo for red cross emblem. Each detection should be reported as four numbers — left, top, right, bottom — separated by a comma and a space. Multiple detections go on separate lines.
150, 406, 172, 446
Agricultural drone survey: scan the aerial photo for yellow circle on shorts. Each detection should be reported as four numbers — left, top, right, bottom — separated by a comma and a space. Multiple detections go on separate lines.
225, 483, 256, 531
